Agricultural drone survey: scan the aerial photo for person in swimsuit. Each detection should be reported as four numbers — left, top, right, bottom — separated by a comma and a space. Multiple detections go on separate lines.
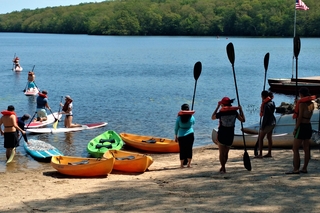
60, 95, 82, 128
286, 87, 315, 174
211, 97, 245, 174
0, 105, 26, 160
255, 91, 276, 158
174, 103, 195, 168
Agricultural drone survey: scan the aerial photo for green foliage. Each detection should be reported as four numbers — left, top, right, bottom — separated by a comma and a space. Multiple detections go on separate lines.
0, 0, 319, 36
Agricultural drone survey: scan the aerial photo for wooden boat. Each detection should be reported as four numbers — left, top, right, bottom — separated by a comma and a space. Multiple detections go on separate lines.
87, 130, 124, 158
50, 154, 115, 177
212, 109, 320, 148
103, 150, 153, 173
24, 139, 63, 160
269, 81, 320, 95
119, 133, 179, 153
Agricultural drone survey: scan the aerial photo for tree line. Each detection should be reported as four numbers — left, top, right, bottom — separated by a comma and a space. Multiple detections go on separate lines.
0, 0, 319, 37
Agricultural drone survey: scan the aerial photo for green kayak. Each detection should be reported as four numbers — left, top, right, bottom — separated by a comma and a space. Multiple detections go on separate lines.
87, 130, 124, 158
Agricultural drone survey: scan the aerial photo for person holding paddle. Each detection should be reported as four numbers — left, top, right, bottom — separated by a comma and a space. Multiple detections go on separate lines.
254, 91, 276, 159
174, 103, 195, 168
59, 95, 82, 128
35, 90, 51, 122
0, 105, 26, 161
286, 87, 315, 174
211, 97, 245, 174
12, 56, 20, 69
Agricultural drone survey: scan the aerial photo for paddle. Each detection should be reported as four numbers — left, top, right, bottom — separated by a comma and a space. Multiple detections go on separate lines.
294, 36, 301, 100
48, 108, 59, 129
226, 42, 251, 171
254, 52, 270, 156
53, 96, 63, 129
23, 65, 36, 92
183, 61, 202, 165
11, 53, 16, 71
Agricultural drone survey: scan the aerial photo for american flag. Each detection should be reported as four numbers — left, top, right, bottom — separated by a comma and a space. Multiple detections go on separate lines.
296, 0, 309, 10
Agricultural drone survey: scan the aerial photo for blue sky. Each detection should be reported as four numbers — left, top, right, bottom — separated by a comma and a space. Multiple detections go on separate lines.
0, 0, 105, 14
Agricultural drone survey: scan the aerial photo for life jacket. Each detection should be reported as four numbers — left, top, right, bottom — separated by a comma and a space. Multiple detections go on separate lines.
1, 110, 18, 122
219, 106, 240, 112
292, 95, 316, 119
62, 100, 73, 112
177, 110, 195, 116
38, 93, 48, 98
260, 96, 272, 117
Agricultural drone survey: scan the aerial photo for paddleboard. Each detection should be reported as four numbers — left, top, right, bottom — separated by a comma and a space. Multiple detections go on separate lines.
23, 139, 63, 159
24, 87, 39, 96
26, 122, 107, 134
13, 66, 23, 72
25, 112, 62, 129
6, 148, 16, 164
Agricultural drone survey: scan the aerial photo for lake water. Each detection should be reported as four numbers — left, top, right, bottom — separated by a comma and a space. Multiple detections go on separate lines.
1, 33, 320, 171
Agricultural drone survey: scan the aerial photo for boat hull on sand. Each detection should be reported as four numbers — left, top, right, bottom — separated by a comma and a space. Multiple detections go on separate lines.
211, 109, 320, 148
50, 154, 115, 177
104, 150, 153, 173
120, 133, 179, 153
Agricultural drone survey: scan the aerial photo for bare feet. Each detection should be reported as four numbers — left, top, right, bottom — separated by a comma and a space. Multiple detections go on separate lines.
180, 165, 185, 168
254, 155, 263, 159
219, 167, 226, 174
263, 154, 272, 158
187, 164, 191, 168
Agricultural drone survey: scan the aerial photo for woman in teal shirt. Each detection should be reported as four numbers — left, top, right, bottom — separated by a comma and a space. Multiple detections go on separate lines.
175, 103, 195, 168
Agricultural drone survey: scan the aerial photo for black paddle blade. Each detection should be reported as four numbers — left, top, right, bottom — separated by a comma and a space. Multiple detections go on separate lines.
294, 36, 301, 58
264, 52, 270, 71
193, 61, 202, 80
243, 151, 252, 171
226, 42, 235, 65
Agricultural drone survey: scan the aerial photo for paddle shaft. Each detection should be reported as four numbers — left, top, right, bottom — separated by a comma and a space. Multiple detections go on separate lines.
294, 36, 301, 100
12, 53, 16, 70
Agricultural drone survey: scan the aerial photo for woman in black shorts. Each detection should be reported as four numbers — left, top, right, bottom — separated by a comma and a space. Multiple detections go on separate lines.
211, 97, 245, 174
286, 87, 315, 174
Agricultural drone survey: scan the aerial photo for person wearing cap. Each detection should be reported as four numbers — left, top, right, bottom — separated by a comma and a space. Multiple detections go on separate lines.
0, 105, 26, 160
60, 95, 82, 128
17, 114, 30, 144
255, 91, 276, 158
36, 90, 50, 122
286, 87, 315, 174
174, 103, 195, 168
211, 97, 245, 174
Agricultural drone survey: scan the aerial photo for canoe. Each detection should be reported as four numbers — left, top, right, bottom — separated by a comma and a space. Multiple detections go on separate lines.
87, 130, 124, 158
26, 122, 107, 134
119, 133, 179, 153
24, 139, 63, 160
50, 154, 115, 177
25, 112, 62, 129
269, 81, 320, 95
212, 109, 320, 148
103, 150, 153, 173
24, 87, 39, 96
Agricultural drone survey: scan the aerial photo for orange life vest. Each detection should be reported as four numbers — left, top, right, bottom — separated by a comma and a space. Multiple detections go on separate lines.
292, 95, 316, 119
219, 106, 240, 112
260, 96, 272, 117
177, 110, 195, 116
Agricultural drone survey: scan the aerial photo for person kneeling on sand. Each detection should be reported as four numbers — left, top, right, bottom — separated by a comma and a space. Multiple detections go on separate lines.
60, 95, 82, 128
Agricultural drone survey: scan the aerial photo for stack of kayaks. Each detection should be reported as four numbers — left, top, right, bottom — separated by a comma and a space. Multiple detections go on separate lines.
50, 153, 115, 177
104, 150, 153, 173
87, 130, 124, 158
119, 133, 179, 153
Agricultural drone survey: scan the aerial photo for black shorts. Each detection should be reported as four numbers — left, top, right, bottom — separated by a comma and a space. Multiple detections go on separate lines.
217, 128, 235, 147
4, 132, 19, 148
295, 123, 312, 140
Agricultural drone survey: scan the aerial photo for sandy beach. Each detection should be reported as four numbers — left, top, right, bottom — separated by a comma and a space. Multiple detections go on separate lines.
1, 144, 320, 213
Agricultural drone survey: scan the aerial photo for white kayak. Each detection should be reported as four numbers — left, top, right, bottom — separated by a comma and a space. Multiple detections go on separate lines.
26, 122, 107, 134
25, 112, 62, 129
13, 66, 23, 72
24, 87, 39, 96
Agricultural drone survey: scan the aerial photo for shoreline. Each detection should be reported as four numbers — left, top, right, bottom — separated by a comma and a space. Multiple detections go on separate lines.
1, 144, 320, 212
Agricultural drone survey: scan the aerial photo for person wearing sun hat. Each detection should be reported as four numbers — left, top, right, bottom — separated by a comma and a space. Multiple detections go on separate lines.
60, 95, 81, 128
211, 97, 245, 174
